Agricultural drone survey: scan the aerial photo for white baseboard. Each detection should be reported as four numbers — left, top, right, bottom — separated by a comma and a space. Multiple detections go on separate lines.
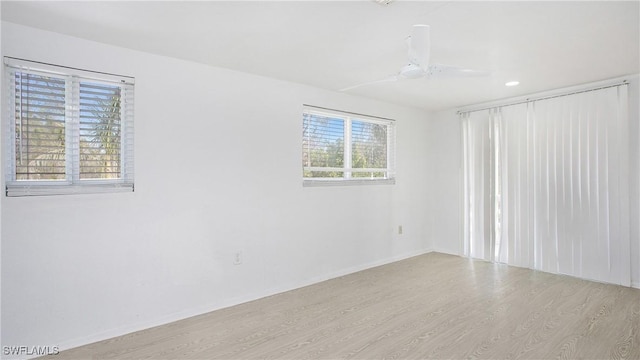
632, 281, 640, 289
52, 248, 434, 355
430, 247, 461, 256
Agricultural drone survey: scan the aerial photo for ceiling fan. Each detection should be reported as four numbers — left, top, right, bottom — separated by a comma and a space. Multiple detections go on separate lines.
340, 25, 490, 91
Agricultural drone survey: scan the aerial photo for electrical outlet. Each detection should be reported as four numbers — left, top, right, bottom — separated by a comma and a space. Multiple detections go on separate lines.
398, 225, 403, 235
233, 251, 243, 265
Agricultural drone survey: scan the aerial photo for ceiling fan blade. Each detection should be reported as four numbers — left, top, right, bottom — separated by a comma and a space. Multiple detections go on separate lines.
339, 75, 399, 91
427, 64, 491, 79
408, 25, 430, 70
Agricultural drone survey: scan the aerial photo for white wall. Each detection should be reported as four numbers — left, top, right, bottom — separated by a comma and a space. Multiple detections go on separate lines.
0, 22, 432, 352
427, 77, 640, 288
426, 111, 462, 255
0, 6, 3, 354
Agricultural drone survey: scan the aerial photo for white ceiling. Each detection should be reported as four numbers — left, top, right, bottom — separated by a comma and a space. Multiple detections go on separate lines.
2, 1, 639, 111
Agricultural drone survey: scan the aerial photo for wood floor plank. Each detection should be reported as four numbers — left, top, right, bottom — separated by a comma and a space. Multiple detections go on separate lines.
42, 253, 640, 359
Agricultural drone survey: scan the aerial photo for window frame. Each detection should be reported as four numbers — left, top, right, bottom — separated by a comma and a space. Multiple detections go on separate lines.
302, 105, 396, 187
3, 57, 135, 196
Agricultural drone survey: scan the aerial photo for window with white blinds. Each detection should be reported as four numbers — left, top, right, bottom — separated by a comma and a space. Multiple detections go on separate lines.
4, 57, 135, 196
302, 106, 395, 186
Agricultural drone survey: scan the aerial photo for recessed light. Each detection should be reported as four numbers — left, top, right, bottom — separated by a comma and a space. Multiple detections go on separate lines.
505, 81, 520, 87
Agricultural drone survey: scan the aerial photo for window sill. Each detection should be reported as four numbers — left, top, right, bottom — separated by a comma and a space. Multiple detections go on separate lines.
6, 182, 134, 197
303, 178, 395, 187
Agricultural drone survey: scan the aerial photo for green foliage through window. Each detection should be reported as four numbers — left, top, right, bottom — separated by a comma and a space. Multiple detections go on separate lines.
14, 73, 66, 180
302, 107, 395, 183
5, 57, 135, 196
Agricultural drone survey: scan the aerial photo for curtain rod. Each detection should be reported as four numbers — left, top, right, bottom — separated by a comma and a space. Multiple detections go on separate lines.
457, 80, 629, 115
303, 104, 395, 122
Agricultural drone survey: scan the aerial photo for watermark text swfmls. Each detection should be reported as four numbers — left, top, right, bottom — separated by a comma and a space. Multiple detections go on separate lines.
3, 345, 60, 356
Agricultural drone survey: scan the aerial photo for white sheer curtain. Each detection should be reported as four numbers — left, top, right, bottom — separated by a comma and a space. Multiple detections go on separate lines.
462, 85, 630, 286
462, 109, 496, 262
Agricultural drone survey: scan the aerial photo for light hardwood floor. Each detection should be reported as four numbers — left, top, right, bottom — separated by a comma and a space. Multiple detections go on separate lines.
46, 252, 640, 359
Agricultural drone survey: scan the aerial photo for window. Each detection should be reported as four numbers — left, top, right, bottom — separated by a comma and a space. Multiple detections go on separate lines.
4, 57, 134, 196
302, 106, 395, 186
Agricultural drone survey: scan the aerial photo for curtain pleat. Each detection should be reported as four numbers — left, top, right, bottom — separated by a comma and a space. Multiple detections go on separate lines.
462, 111, 494, 261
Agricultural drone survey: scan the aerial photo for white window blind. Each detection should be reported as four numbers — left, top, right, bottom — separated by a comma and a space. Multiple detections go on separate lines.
4, 57, 135, 196
302, 106, 395, 186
